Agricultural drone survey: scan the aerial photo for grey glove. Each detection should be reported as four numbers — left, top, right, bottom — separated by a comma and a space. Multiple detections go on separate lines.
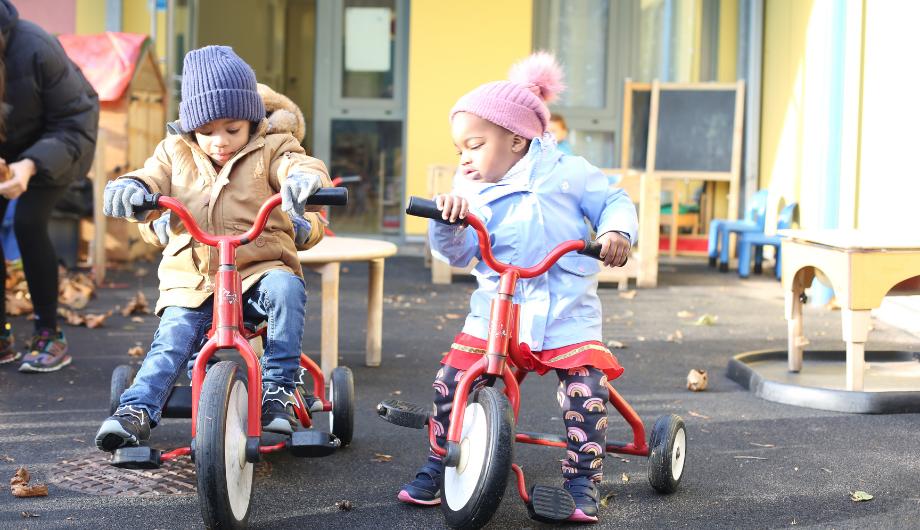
280, 173, 322, 215
103, 179, 151, 220
288, 211, 312, 246
152, 212, 171, 245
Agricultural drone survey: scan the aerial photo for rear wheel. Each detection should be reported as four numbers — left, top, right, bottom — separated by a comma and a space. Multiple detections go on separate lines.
329, 366, 354, 446
647, 414, 687, 494
110, 365, 135, 415
196, 361, 253, 529
441, 387, 514, 529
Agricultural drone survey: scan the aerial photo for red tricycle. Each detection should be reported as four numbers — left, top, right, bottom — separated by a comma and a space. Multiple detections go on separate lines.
107, 188, 353, 528
377, 197, 687, 529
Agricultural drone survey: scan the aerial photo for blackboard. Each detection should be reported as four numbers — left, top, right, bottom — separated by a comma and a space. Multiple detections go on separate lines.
626, 88, 651, 170
653, 89, 737, 172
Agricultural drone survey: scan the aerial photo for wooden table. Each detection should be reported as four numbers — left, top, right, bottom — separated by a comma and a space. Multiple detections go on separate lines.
298, 237, 398, 375
781, 230, 920, 390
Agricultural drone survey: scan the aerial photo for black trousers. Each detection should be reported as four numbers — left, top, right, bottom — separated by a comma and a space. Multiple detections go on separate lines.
0, 185, 68, 332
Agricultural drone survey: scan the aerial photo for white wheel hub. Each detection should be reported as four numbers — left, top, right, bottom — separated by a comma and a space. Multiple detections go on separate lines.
225, 380, 253, 520
671, 427, 686, 480
328, 377, 335, 433
444, 402, 488, 511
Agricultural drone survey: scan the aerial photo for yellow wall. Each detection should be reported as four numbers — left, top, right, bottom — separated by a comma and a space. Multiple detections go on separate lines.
122, 0, 168, 68
717, 0, 737, 82
75, 0, 105, 34
857, 0, 920, 232
404, 0, 533, 235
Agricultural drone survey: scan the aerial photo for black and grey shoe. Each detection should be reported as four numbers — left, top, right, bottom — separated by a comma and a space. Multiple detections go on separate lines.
294, 367, 324, 414
261, 384, 298, 435
95, 405, 151, 452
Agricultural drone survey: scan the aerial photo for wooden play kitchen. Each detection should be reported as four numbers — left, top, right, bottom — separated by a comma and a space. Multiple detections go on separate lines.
605, 80, 745, 288
781, 230, 920, 391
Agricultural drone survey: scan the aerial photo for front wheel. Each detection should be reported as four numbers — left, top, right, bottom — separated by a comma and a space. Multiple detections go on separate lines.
647, 414, 687, 494
442, 387, 514, 530
329, 366, 354, 446
196, 361, 253, 529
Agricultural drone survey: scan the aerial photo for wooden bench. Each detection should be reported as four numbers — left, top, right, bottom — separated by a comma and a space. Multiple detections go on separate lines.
298, 237, 398, 375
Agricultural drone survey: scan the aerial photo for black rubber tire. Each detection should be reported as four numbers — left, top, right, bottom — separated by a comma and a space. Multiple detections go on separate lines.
329, 366, 354, 446
647, 414, 687, 494
441, 387, 514, 530
110, 365, 135, 415
196, 361, 253, 529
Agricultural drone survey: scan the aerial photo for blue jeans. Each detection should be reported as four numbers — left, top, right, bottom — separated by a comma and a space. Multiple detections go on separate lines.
119, 270, 307, 425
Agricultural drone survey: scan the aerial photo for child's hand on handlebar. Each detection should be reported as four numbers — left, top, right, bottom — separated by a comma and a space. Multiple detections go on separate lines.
433, 194, 469, 224
595, 231, 630, 268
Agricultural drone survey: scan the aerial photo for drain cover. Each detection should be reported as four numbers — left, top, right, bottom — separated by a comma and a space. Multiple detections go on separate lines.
50, 451, 270, 496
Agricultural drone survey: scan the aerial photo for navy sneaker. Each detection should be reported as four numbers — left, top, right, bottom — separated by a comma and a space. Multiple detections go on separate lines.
294, 367, 323, 414
564, 476, 600, 523
261, 384, 298, 434
95, 405, 151, 452
398, 460, 443, 506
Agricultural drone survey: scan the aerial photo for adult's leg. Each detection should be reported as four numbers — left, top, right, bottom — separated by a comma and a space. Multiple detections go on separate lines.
13, 185, 67, 331
118, 305, 213, 425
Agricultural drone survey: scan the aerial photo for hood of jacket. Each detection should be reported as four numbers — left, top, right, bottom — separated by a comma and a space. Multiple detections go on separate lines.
0, 0, 18, 39
257, 83, 306, 143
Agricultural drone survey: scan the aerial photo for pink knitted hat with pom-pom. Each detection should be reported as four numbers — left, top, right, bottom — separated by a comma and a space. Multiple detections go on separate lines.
450, 52, 565, 140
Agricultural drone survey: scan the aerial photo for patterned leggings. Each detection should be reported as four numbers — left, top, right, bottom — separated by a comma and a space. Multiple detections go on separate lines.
428, 364, 610, 482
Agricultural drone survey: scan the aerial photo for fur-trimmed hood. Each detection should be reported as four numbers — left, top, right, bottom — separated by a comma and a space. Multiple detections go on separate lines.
258, 83, 306, 143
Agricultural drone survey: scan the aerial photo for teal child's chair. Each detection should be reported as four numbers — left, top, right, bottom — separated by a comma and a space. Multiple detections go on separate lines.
737, 202, 798, 280
707, 189, 769, 271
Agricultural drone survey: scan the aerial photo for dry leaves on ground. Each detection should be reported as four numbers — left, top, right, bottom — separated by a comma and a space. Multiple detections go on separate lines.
445, 313, 462, 320
127, 343, 145, 357
687, 410, 711, 419
677, 310, 694, 318
621, 473, 630, 483
606, 340, 626, 349
85, 311, 113, 329
686, 369, 708, 391
58, 272, 95, 309
694, 314, 719, 326
600, 492, 617, 507
121, 291, 151, 317
10, 467, 48, 498
667, 330, 684, 343
336, 500, 353, 511
372, 453, 393, 462
850, 491, 873, 502
618, 290, 637, 300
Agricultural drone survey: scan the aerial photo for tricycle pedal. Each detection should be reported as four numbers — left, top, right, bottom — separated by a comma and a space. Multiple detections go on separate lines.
110, 446, 161, 469
289, 429, 340, 458
527, 485, 575, 523
376, 399, 429, 429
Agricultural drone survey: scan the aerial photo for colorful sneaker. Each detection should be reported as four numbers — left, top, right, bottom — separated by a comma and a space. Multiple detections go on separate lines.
95, 405, 151, 452
0, 323, 20, 365
261, 384, 298, 435
19, 328, 71, 373
564, 476, 600, 523
294, 367, 324, 414
398, 461, 443, 506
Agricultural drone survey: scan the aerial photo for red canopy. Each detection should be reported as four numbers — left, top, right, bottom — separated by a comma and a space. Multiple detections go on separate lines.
58, 32, 150, 102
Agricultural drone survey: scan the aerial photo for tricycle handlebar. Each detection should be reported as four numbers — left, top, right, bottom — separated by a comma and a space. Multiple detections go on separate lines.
405, 196, 460, 226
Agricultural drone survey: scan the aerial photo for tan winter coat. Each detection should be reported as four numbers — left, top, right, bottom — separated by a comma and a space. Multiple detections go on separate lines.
121, 96, 330, 315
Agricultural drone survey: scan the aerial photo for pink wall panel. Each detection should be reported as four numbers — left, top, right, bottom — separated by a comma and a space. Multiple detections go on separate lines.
16, 0, 76, 36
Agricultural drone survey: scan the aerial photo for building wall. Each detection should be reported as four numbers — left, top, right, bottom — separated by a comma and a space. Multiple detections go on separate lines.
17, 0, 75, 34
75, 0, 105, 34
403, 0, 533, 236
122, 0, 167, 68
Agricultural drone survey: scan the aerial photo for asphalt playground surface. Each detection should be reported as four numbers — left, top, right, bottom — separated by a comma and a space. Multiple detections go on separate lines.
1, 255, 919, 529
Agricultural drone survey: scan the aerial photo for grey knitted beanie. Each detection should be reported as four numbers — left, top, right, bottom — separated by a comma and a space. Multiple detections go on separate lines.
178, 46, 265, 132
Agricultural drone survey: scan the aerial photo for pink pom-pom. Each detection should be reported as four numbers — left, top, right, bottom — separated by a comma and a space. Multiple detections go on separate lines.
508, 51, 566, 103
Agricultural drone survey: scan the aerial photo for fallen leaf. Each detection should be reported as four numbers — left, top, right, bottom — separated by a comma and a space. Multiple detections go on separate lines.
850, 490, 873, 502
677, 310, 694, 318
130, 316, 145, 323
687, 410, 710, 419
733, 456, 768, 460
667, 330, 684, 343
21, 512, 39, 518
134, 267, 149, 277
336, 499, 353, 511
55, 397, 64, 402
10, 466, 49, 497
618, 290, 637, 300
394, 354, 406, 359
85, 310, 113, 329
750, 442, 775, 448
636, 336, 646, 342
390, 390, 402, 396
445, 313, 462, 320
372, 453, 392, 462
606, 340, 626, 349
686, 369, 708, 391
600, 492, 617, 507
127, 345, 145, 357
121, 291, 151, 317
694, 314, 718, 326
59, 307, 85, 326
620, 472, 629, 483
821, 467, 832, 474
0, 455, 14, 463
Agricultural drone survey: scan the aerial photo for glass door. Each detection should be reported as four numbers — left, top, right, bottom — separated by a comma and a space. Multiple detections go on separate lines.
314, 0, 408, 236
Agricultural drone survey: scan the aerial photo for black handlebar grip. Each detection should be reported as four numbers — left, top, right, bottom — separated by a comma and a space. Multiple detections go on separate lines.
578, 240, 604, 261
306, 187, 348, 206
133, 192, 162, 213
406, 196, 459, 225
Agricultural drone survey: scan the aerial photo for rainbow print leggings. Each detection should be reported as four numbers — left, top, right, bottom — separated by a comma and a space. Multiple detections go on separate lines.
428, 364, 610, 482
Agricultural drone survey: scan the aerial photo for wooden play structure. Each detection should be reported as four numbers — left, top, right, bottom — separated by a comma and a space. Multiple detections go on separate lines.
59, 33, 166, 281
605, 79, 746, 287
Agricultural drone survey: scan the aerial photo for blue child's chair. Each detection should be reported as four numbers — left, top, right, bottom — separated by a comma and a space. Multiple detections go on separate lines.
737, 202, 798, 280
707, 189, 769, 271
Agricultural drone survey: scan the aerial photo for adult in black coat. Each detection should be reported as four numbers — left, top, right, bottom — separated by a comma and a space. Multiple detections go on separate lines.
0, 0, 99, 372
